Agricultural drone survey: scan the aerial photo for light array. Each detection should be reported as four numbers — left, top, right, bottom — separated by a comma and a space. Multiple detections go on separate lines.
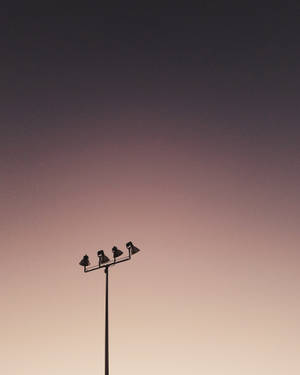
79, 241, 140, 272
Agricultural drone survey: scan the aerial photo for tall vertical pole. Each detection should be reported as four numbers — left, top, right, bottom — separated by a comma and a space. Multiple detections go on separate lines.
105, 266, 109, 375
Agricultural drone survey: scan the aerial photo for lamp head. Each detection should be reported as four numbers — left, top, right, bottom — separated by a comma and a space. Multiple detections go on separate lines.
79, 254, 90, 267
112, 246, 123, 258
126, 241, 140, 255
97, 250, 110, 264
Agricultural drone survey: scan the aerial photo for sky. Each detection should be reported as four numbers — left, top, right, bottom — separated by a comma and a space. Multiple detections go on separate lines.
1, 3, 300, 374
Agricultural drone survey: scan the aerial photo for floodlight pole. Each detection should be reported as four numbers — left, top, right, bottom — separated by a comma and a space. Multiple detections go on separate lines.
80, 242, 140, 375
86, 261, 124, 375
104, 266, 109, 375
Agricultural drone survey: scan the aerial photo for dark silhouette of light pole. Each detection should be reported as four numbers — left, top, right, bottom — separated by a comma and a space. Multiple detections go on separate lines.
79, 241, 140, 375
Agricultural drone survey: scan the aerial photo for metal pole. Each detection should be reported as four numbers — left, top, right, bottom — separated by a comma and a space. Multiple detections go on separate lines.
104, 266, 109, 375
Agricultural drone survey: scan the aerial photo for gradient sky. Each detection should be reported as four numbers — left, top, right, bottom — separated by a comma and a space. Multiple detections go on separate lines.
1, 3, 300, 375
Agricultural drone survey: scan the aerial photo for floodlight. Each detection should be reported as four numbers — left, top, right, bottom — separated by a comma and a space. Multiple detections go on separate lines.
126, 241, 140, 255
97, 250, 110, 264
79, 254, 90, 267
112, 246, 123, 258
79, 241, 141, 375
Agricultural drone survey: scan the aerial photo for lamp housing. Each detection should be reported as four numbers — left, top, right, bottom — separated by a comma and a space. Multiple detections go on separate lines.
79, 254, 90, 267
126, 241, 140, 255
97, 250, 110, 264
112, 246, 123, 258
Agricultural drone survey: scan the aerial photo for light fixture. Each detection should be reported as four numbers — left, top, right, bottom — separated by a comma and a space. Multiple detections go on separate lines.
79, 241, 141, 375
97, 250, 110, 264
126, 241, 140, 255
79, 254, 90, 267
112, 246, 123, 258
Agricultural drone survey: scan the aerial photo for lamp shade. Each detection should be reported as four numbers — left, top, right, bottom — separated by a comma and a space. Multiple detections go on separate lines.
112, 246, 123, 258
79, 255, 90, 267
97, 250, 110, 264
126, 241, 140, 255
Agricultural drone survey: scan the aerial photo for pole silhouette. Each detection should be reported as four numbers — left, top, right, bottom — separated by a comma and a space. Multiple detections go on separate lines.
105, 266, 109, 375
79, 242, 140, 375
